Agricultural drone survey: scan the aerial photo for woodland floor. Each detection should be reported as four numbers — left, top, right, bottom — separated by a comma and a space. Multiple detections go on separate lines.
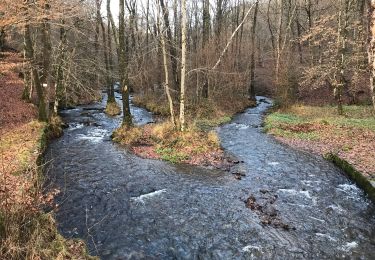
0, 51, 93, 259
265, 105, 375, 182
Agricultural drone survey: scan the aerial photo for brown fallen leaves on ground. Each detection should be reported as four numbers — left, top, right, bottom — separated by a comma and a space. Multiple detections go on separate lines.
265, 104, 375, 181
0, 51, 95, 259
0, 52, 37, 131
276, 126, 375, 179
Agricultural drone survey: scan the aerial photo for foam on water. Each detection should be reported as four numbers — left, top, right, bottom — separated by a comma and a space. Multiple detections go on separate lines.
315, 233, 337, 242
242, 245, 263, 252
279, 189, 312, 199
340, 241, 358, 252
130, 189, 167, 204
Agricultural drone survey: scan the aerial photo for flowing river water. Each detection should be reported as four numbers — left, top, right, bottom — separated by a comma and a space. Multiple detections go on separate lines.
45, 94, 375, 259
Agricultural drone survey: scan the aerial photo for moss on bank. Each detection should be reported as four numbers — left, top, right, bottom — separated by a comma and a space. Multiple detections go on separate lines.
0, 121, 95, 259
325, 153, 375, 202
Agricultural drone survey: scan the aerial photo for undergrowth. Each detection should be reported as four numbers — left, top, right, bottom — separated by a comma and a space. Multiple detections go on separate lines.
105, 101, 121, 116
0, 121, 95, 259
113, 122, 222, 164
115, 92, 256, 164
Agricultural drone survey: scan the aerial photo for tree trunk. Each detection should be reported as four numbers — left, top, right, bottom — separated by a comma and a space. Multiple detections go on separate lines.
95, 0, 100, 88
96, 0, 113, 103
119, 0, 132, 126
24, 23, 47, 122
180, 0, 187, 131
335, 0, 351, 115
202, 0, 210, 98
160, 0, 180, 92
368, 0, 375, 110
54, 20, 67, 114
216, 0, 223, 44
107, 0, 119, 52
0, 28, 5, 51
295, 5, 303, 63
107, 2, 115, 100
22, 29, 32, 102
41, 1, 52, 119
159, 1, 176, 126
276, 0, 284, 86
267, 0, 276, 52
248, 0, 259, 100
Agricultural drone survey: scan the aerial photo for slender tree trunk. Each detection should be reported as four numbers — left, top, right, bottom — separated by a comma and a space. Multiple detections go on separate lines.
22, 28, 32, 102
369, 0, 375, 110
216, 0, 223, 44
159, 1, 176, 126
305, 0, 314, 64
267, 0, 276, 52
248, 0, 259, 100
160, 0, 180, 92
335, 0, 351, 115
107, 6, 114, 99
41, 1, 52, 119
276, 0, 284, 86
119, 0, 132, 126
107, 0, 119, 51
238, 0, 246, 57
0, 28, 5, 51
25, 23, 47, 121
97, 0, 113, 104
295, 5, 303, 63
146, 0, 150, 54
180, 0, 187, 131
202, 0, 210, 98
95, 1, 100, 88
54, 20, 67, 114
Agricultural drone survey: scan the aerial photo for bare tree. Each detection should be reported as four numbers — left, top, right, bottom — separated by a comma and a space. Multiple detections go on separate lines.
119, 0, 132, 126
248, 0, 259, 100
180, 0, 187, 131
368, 0, 375, 110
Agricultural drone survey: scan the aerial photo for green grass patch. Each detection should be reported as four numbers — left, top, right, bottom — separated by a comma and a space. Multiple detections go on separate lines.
270, 127, 320, 141
265, 104, 375, 136
194, 116, 232, 131
155, 147, 189, 163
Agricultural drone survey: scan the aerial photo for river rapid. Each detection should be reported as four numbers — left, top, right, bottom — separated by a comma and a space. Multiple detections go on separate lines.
45, 94, 375, 259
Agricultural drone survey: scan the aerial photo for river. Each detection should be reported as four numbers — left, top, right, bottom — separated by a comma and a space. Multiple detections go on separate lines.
45, 94, 375, 259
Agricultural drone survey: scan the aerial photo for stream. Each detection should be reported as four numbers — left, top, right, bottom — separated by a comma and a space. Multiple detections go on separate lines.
45, 94, 375, 259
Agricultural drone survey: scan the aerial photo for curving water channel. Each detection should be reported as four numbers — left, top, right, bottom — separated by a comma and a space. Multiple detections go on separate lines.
45, 94, 375, 259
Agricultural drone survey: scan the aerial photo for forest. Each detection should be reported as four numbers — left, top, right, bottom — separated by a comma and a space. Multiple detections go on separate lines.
0, 0, 375, 259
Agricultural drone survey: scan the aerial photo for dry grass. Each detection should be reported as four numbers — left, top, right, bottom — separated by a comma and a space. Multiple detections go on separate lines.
0, 121, 95, 259
121, 91, 256, 166
0, 52, 94, 259
113, 122, 225, 166
132, 92, 256, 123
105, 101, 121, 116
265, 104, 375, 180
132, 94, 170, 116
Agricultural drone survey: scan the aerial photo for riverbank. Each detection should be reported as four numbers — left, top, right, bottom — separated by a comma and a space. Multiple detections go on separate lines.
114, 93, 256, 168
0, 52, 93, 259
264, 104, 375, 200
